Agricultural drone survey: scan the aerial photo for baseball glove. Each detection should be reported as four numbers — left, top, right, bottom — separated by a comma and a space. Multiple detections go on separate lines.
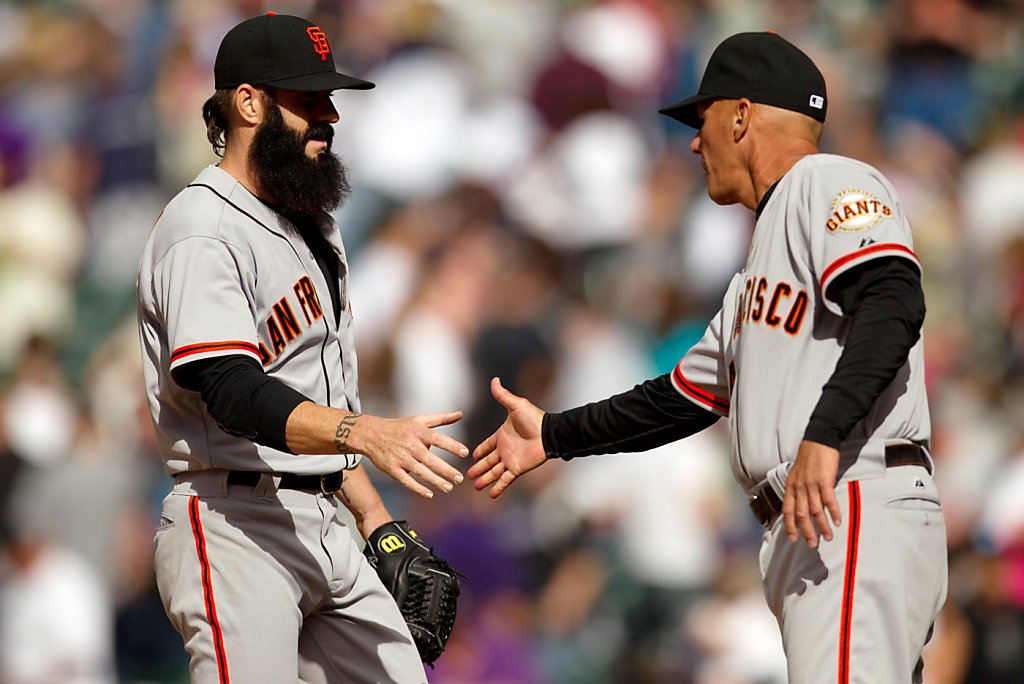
364, 520, 461, 666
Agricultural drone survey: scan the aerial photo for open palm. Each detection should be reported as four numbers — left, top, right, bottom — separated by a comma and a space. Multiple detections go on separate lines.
468, 377, 548, 498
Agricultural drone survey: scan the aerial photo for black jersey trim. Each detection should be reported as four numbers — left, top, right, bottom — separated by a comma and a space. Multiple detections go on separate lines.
187, 183, 295, 247
755, 177, 782, 219
186, 182, 334, 406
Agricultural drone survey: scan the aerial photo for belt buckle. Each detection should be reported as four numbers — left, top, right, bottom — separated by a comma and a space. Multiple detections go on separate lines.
320, 472, 339, 497
747, 481, 775, 529
747, 493, 767, 528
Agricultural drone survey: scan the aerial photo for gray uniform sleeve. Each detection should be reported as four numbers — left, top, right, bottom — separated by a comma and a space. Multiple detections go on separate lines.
804, 164, 921, 316
671, 283, 733, 416
154, 236, 262, 372
801, 160, 925, 447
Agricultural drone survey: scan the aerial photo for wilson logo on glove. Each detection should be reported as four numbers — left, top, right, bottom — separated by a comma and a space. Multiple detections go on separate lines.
364, 521, 462, 666
378, 534, 406, 554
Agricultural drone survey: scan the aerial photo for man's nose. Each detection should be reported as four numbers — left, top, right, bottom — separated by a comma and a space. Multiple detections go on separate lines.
319, 97, 340, 125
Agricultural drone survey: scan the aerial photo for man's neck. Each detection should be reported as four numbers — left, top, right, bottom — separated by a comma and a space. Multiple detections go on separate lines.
218, 149, 263, 201
750, 139, 818, 210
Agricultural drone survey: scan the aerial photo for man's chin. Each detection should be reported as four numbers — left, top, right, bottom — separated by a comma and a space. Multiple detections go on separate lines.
706, 183, 738, 207
707, 189, 728, 206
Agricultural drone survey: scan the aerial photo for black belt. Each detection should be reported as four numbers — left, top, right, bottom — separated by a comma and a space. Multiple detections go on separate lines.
226, 470, 343, 496
748, 444, 931, 528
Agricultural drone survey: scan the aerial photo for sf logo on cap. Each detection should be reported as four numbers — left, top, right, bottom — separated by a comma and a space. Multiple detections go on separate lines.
306, 26, 331, 61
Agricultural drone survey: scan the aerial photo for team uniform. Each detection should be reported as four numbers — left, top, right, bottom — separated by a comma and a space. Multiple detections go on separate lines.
673, 154, 947, 682
474, 30, 948, 684
137, 165, 426, 682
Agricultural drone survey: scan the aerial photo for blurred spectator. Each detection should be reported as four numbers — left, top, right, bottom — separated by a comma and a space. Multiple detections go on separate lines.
928, 544, 1024, 683
0, 466, 116, 684
390, 193, 506, 442
1, 337, 79, 468
0, 150, 86, 373
686, 554, 788, 684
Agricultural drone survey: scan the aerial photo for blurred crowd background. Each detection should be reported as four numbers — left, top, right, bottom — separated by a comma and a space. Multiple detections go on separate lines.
1, 0, 1024, 682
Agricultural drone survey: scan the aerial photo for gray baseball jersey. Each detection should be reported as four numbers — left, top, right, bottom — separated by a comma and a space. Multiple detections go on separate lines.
671, 154, 945, 683
138, 164, 362, 476
672, 153, 930, 491
138, 165, 427, 682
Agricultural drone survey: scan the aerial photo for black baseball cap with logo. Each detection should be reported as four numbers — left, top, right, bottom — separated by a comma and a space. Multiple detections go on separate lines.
214, 12, 374, 92
659, 31, 826, 129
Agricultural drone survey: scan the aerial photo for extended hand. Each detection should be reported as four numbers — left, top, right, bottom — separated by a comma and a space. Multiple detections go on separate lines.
354, 412, 469, 499
468, 377, 548, 499
782, 440, 842, 548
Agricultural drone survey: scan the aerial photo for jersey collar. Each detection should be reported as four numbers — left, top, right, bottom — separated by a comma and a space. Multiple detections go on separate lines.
755, 177, 782, 220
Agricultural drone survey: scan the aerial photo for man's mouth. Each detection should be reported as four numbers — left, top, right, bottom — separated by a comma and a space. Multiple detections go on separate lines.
306, 138, 330, 155
305, 126, 334, 148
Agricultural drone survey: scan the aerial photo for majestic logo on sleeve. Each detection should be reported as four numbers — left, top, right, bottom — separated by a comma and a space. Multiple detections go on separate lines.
826, 190, 892, 233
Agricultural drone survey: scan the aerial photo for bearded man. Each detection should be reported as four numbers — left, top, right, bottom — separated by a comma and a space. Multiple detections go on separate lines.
136, 14, 467, 683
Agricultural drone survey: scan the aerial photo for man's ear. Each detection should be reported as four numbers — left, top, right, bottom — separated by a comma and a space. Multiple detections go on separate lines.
234, 84, 264, 126
733, 99, 753, 142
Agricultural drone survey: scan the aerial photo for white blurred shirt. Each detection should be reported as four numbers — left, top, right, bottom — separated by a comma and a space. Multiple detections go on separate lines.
0, 545, 116, 684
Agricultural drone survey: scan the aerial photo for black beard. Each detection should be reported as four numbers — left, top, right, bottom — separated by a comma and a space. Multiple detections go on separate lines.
249, 103, 350, 221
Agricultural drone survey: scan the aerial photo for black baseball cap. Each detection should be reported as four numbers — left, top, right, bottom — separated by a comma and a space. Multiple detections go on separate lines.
659, 31, 826, 129
214, 12, 374, 92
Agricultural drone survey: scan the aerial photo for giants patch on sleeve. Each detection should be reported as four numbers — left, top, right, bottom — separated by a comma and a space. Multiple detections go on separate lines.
825, 190, 893, 233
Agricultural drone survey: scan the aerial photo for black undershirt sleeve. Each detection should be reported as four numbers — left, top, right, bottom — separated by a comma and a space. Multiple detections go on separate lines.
172, 355, 309, 453
541, 373, 720, 461
803, 257, 925, 448
168, 219, 342, 454
539, 257, 923, 461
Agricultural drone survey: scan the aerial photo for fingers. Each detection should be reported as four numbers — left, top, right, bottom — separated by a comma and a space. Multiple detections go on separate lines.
417, 411, 465, 430
823, 487, 842, 528
408, 413, 469, 459
785, 485, 820, 548
781, 442, 842, 549
384, 450, 463, 497
490, 377, 521, 411
413, 458, 461, 493
467, 450, 498, 481
489, 469, 517, 499
807, 487, 832, 544
472, 431, 498, 462
782, 486, 798, 543
427, 432, 470, 459
390, 468, 436, 500
423, 452, 465, 489
784, 482, 841, 548
469, 454, 503, 490
470, 456, 526, 498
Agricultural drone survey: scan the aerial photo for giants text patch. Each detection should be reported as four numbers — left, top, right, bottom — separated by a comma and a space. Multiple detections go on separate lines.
826, 190, 892, 233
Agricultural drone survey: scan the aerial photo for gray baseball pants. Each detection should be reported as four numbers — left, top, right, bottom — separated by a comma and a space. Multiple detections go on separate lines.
153, 471, 426, 683
759, 464, 947, 683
